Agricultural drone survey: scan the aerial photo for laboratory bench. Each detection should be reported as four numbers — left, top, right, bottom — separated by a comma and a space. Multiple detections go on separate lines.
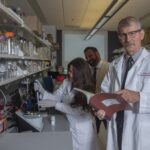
0, 132, 72, 150
15, 110, 70, 132
0, 110, 73, 150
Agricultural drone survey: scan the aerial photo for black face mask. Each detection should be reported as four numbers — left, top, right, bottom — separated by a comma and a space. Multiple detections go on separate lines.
88, 59, 97, 67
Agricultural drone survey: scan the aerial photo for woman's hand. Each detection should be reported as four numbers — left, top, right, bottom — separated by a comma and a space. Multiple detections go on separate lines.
95, 109, 106, 120
34, 80, 45, 94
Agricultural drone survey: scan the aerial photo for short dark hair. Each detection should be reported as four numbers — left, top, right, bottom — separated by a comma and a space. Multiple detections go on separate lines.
84, 47, 98, 54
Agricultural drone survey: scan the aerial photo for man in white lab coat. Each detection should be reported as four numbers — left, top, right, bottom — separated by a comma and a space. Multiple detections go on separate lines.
96, 16, 150, 150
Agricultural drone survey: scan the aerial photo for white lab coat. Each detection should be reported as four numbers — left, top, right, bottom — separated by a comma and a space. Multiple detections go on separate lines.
43, 79, 99, 150
101, 48, 150, 150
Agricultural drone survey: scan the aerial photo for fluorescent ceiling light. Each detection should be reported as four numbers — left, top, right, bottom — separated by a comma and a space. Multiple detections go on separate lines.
85, 28, 98, 40
106, 0, 126, 16
95, 17, 109, 29
90, 28, 98, 36
86, 36, 92, 40
85, 0, 128, 40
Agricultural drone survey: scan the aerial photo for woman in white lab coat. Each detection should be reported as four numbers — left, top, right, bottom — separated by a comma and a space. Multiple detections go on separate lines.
96, 16, 150, 150
34, 58, 100, 150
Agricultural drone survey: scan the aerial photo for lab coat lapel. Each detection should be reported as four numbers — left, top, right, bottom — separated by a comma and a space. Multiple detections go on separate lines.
125, 48, 149, 87
113, 56, 124, 88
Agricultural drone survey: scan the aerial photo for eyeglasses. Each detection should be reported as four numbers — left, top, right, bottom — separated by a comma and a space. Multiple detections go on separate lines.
118, 29, 141, 39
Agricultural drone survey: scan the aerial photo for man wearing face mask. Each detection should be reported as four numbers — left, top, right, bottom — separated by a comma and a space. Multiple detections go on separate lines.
84, 47, 109, 133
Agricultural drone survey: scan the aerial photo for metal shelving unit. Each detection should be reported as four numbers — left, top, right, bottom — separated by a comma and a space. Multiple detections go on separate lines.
0, 67, 50, 87
0, 3, 51, 47
0, 2, 51, 87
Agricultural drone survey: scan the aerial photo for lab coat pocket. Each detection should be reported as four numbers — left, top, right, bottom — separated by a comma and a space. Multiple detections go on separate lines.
75, 120, 98, 150
75, 120, 94, 139
140, 114, 150, 150
136, 70, 150, 91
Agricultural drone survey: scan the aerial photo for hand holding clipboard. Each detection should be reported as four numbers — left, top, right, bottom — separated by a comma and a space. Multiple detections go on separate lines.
74, 88, 129, 120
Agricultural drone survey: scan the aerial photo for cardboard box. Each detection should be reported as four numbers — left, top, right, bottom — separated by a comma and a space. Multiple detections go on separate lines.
23, 16, 42, 34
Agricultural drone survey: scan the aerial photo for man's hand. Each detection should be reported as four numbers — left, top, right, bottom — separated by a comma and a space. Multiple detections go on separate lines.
115, 89, 140, 103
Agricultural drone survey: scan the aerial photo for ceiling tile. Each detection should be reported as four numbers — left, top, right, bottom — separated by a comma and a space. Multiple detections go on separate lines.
63, 0, 89, 28
80, 0, 112, 29
5, 0, 150, 31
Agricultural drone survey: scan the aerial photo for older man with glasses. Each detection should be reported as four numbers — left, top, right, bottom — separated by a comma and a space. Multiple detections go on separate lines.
96, 16, 150, 150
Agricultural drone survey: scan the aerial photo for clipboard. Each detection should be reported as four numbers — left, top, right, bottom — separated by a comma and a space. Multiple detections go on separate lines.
89, 93, 128, 120
74, 88, 128, 120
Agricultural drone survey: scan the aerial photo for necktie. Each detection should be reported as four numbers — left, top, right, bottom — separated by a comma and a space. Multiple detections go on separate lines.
116, 56, 134, 150
121, 56, 134, 89
93, 67, 97, 85
93, 67, 100, 133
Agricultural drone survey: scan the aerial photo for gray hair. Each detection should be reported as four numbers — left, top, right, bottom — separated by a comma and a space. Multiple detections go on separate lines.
118, 16, 142, 32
